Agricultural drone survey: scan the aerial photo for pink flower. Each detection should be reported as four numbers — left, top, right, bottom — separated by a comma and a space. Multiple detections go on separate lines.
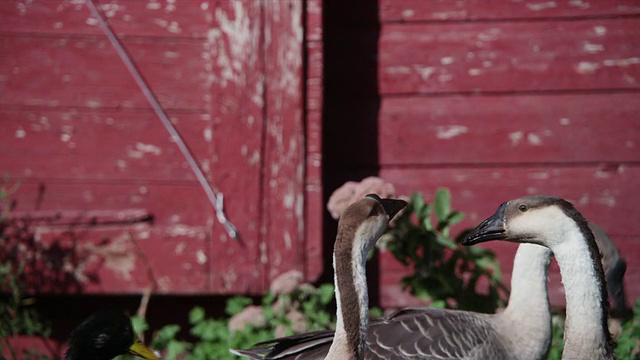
327, 177, 397, 219
228, 306, 266, 332
270, 270, 304, 295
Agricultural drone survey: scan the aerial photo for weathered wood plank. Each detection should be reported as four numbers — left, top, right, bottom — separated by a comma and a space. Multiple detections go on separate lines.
0, 0, 211, 38
381, 166, 640, 236
261, 0, 307, 285
0, 36, 209, 110
28, 225, 210, 294
305, 111, 323, 281
6, 181, 268, 294
192, 0, 265, 294
306, 0, 323, 42
8, 183, 213, 227
0, 109, 213, 181
380, 93, 640, 165
379, 0, 640, 22
307, 41, 323, 112
380, 18, 640, 95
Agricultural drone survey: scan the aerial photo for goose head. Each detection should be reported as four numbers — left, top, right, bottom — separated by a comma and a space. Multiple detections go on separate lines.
66, 311, 158, 360
335, 194, 407, 254
462, 195, 592, 249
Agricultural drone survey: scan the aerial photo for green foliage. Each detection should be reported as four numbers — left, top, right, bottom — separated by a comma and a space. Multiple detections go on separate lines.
615, 298, 640, 359
548, 314, 565, 360
119, 284, 336, 360
385, 189, 508, 312
0, 262, 52, 360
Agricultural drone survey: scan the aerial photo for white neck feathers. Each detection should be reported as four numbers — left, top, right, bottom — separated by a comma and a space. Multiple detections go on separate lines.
498, 244, 552, 359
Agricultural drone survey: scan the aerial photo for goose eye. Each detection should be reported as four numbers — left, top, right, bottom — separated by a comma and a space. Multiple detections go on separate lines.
368, 208, 378, 217
518, 204, 528, 212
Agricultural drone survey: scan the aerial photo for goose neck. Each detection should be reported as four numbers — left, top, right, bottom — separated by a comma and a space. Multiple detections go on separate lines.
326, 237, 369, 360
550, 228, 613, 359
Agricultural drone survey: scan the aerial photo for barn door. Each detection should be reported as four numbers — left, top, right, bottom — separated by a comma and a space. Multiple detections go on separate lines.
0, 0, 319, 295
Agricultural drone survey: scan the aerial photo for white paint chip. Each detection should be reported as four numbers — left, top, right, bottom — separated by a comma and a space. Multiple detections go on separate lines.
559, 118, 571, 125
593, 26, 607, 36
575, 61, 600, 74
402, 9, 415, 18
196, 250, 207, 264
468, 68, 482, 76
527, 133, 542, 146
526, 1, 557, 11
583, 42, 604, 54
509, 131, 524, 146
436, 125, 468, 139
15, 128, 26, 139
440, 57, 455, 65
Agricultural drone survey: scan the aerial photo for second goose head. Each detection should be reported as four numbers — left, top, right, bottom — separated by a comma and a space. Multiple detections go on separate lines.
462, 195, 615, 359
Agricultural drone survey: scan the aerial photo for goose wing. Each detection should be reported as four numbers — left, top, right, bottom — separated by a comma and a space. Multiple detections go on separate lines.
364, 307, 509, 359
233, 308, 509, 360
230, 330, 333, 359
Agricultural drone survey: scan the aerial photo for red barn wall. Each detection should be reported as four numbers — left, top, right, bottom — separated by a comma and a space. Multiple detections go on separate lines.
320, 0, 640, 309
375, 1, 640, 309
0, 0, 322, 296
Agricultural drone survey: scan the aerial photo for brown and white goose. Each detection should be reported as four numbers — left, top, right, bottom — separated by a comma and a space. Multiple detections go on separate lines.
463, 195, 616, 360
325, 194, 406, 359
235, 194, 406, 360
233, 243, 553, 360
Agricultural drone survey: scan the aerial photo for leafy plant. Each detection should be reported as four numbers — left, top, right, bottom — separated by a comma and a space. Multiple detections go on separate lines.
120, 283, 337, 359
615, 298, 640, 359
0, 262, 52, 360
384, 189, 508, 312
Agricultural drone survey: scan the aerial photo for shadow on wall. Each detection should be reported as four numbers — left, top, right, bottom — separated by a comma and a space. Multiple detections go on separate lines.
321, 0, 382, 296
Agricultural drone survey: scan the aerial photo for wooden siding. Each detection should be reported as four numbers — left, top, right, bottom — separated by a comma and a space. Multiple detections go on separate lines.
371, 1, 640, 308
0, 0, 322, 295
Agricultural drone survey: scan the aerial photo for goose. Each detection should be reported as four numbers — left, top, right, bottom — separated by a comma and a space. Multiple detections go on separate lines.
233, 243, 553, 360
463, 195, 616, 360
232, 194, 406, 360
65, 311, 159, 360
232, 198, 621, 360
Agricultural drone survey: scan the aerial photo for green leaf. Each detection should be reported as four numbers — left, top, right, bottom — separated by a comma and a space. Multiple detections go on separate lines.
318, 284, 335, 305
189, 306, 205, 324
447, 211, 464, 226
225, 296, 253, 316
434, 188, 451, 222
434, 235, 457, 250
130, 315, 149, 335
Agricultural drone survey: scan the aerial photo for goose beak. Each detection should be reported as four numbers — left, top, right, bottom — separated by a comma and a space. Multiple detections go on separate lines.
128, 339, 160, 360
379, 198, 408, 221
462, 203, 507, 245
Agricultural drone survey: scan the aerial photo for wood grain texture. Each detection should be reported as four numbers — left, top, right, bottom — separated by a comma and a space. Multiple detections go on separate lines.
261, 0, 307, 285
379, 93, 640, 165
1, 109, 212, 181
0, 0, 319, 294
381, 166, 639, 235
379, 0, 640, 22
379, 18, 640, 95
0, 1, 212, 38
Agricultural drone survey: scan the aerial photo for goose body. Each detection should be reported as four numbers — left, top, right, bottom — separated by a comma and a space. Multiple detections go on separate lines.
66, 311, 158, 360
233, 243, 552, 360
463, 195, 615, 360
